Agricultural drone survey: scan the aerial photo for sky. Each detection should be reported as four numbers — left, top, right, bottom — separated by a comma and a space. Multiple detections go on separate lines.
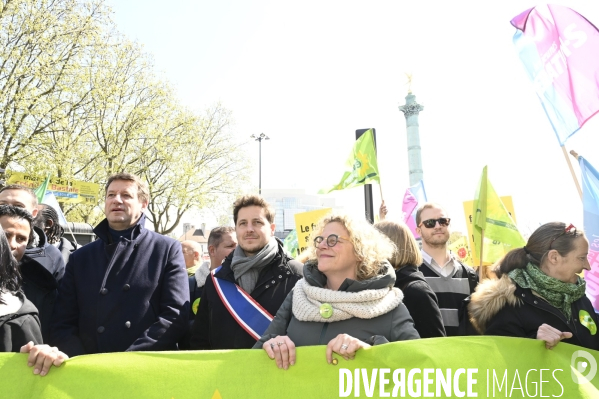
103, 0, 599, 237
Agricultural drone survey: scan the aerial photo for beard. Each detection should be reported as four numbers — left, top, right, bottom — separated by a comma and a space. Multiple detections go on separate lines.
422, 230, 449, 248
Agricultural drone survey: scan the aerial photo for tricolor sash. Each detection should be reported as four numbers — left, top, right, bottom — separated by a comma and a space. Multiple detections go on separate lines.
211, 266, 274, 340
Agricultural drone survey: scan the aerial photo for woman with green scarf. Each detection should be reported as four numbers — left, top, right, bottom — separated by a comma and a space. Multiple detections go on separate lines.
468, 222, 598, 350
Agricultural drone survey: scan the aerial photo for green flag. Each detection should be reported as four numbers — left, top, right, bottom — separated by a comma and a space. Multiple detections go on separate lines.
318, 129, 380, 194
283, 229, 299, 258
34, 175, 51, 204
473, 166, 526, 264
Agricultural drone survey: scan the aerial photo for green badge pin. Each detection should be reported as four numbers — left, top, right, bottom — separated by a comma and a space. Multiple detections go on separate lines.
579, 310, 597, 335
192, 298, 201, 315
320, 303, 333, 319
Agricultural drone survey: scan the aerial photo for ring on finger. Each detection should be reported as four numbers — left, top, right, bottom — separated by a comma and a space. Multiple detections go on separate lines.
277, 341, 285, 346
341, 344, 349, 350
270, 343, 275, 349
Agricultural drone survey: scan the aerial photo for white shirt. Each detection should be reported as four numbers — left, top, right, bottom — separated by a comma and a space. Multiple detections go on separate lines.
421, 249, 461, 277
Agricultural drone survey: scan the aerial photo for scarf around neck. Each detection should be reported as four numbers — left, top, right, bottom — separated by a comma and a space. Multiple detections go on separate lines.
230, 236, 279, 294
509, 263, 586, 320
291, 279, 403, 323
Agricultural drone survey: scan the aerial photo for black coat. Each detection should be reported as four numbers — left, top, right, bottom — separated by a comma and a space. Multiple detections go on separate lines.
20, 226, 65, 341
50, 215, 189, 356
469, 276, 599, 350
190, 244, 302, 350
395, 265, 446, 338
0, 293, 43, 352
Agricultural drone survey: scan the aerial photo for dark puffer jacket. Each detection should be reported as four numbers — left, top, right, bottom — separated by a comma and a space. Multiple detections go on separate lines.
253, 261, 420, 348
469, 275, 599, 350
190, 241, 302, 350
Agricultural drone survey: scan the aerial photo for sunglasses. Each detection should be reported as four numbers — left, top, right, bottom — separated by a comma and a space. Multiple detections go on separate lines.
419, 218, 451, 229
548, 223, 577, 249
314, 234, 350, 248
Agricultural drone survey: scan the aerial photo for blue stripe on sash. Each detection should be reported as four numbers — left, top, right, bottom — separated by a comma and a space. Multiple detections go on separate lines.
212, 268, 273, 339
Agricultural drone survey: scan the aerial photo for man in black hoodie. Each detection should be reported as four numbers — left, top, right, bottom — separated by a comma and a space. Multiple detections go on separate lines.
0, 185, 65, 341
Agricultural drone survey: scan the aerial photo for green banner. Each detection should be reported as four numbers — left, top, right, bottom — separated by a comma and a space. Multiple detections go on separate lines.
1, 337, 597, 398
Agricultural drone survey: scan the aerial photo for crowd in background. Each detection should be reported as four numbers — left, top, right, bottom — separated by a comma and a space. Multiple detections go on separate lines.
0, 172, 597, 377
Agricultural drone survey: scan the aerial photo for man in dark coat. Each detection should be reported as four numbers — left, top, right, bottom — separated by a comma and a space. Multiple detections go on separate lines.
49, 173, 189, 356
0, 185, 65, 341
190, 195, 302, 350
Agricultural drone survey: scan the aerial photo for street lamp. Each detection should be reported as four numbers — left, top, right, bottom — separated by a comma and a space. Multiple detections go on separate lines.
250, 133, 269, 194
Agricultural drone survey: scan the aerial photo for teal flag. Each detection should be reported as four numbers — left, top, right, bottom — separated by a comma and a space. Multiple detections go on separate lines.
319, 129, 380, 194
1, 337, 597, 398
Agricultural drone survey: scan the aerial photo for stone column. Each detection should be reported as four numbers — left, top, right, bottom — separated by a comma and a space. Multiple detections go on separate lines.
398, 92, 424, 186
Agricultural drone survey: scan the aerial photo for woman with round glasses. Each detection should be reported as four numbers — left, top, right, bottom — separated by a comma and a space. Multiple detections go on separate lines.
374, 220, 446, 338
469, 222, 598, 350
254, 212, 419, 369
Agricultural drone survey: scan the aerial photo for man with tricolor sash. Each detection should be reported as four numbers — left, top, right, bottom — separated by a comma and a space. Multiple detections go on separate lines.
190, 195, 302, 349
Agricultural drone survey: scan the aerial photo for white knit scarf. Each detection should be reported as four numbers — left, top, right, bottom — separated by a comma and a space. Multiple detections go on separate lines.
291, 279, 404, 323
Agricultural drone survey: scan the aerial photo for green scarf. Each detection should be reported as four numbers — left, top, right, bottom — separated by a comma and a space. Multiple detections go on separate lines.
508, 263, 586, 320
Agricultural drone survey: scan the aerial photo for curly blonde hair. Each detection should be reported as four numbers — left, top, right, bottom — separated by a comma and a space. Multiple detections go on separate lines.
306, 212, 396, 280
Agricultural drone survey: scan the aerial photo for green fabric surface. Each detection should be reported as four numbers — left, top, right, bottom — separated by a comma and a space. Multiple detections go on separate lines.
1, 336, 598, 398
319, 129, 380, 194
473, 166, 526, 264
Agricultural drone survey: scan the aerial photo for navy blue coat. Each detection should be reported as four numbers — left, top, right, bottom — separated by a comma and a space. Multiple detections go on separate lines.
49, 214, 189, 356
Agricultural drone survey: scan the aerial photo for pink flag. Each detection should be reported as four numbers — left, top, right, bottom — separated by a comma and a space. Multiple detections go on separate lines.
511, 4, 599, 145
401, 180, 427, 239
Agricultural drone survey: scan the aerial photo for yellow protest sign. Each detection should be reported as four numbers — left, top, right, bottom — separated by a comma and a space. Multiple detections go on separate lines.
294, 208, 332, 254
6, 171, 100, 204
448, 235, 473, 266
463, 196, 517, 266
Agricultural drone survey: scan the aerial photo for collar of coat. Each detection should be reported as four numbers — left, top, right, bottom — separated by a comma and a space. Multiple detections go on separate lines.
468, 275, 520, 334
94, 213, 147, 243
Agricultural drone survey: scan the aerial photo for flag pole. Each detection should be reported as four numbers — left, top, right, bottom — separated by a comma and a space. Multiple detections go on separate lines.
478, 229, 485, 280
561, 145, 582, 200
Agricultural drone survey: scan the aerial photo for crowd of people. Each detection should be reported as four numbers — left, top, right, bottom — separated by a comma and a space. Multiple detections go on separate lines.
0, 172, 597, 377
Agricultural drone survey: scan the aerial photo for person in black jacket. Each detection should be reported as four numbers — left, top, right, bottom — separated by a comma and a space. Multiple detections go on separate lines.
0, 221, 68, 376
375, 220, 446, 338
0, 185, 65, 341
190, 195, 302, 350
469, 222, 598, 351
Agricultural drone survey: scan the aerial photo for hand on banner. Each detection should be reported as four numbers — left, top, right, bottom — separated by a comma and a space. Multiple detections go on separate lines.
326, 333, 371, 363
379, 201, 388, 221
262, 335, 296, 370
20, 341, 69, 376
536, 323, 573, 349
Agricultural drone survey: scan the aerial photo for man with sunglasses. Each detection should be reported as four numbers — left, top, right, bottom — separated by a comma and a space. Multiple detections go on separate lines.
416, 203, 478, 336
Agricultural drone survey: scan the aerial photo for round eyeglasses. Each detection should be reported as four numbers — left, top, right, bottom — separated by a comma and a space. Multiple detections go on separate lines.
314, 234, 350, 248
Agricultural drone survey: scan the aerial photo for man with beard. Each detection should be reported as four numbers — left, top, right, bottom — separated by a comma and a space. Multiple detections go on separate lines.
190, 195, 302, 349
416, 203, 478, 336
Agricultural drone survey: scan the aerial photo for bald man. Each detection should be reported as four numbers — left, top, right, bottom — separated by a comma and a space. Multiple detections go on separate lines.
181, 240, 203, 275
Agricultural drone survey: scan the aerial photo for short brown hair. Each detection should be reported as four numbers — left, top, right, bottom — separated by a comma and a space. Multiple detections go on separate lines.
208, 226, 235, 248
105, 173, 150, 204
233, 195, 274, 224
415, 202, 447, 225
374, 220, 423, 269
0, 184, 37, 208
